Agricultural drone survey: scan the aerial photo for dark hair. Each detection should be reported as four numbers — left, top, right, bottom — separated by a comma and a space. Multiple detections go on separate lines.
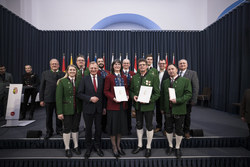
146, 54, 153, 59
76, 55, 85, 61
111, 59, 122, 74
97, 57, 103, 61
0, 65, 5, 68
167, 64, 177, 69
138, 58, 147, 65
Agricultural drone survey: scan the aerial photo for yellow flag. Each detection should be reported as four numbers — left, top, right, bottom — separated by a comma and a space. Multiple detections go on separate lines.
70, 55, 73, 65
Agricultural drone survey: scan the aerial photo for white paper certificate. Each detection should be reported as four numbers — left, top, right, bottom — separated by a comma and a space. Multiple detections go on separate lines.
137, 86, 153, 103
114, 86, 128, 102
168, 88, 176, 100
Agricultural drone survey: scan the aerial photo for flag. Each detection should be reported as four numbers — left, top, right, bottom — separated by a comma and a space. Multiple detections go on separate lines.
134, 53, 137, 73
70, 54, 73, 65
126, 53, 128, 59
111, 53, 114, 63
165, 53, 168, 70
103, 54, 106, 70
62, 54, 66, 72
172, 52, 175, 64
119, 53, 122, 61
142, 53, 145, 59
157, 53, 160, 71
86, 54, 90, 68
94, 53, 97, 62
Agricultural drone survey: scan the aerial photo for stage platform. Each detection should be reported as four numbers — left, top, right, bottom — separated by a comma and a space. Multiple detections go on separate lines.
0, 106, 250, 167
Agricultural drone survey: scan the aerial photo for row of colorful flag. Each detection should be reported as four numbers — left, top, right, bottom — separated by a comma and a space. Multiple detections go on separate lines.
61, 53, 176, 73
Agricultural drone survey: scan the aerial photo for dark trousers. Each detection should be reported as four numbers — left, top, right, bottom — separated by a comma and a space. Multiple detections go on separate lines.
0, 93, 8, 117
84, 111, 102, 150
45, 102, 62, 134
136, 110, 154, 131
155, 99, 165, 129
127, 99, 132, 131
183, 104, 192, 133
248, 123, 250, 135
63, 112, 81, 133
165, 113, 185, 136
102, 114, 107, 132
21, 88, 37, 116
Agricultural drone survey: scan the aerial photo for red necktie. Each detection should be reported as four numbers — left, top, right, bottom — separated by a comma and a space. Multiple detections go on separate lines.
93, 75, 97, 92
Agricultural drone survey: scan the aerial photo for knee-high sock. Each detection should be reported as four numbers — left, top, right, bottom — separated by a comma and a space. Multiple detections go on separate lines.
146, 130, 154, 149
137, 129, 143, 147
175, 135, 183, 149
72, 132, 79, 148
63, 133, 71, 150
166, 132, 173, 148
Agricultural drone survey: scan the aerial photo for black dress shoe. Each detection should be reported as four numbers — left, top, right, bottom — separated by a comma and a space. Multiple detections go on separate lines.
166, 147, 174, 156
95, 148, 104, 157
84, 149, 91, 158
132, 147, 143, 154
72, 147, 81, 155
144, 149, 151, 157
56, 131, 63, 136
44, 133, 52, 140
112, 149, 120, 158
118, 149, 126, 155
175, 149, 182, 159
28, 113, 33, 120
65, 149, 72, 157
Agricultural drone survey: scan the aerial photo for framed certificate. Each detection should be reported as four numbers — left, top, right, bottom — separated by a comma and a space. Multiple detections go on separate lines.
168, 88, 176, 100
137, 85, 153, 103
114, 86, 128, 102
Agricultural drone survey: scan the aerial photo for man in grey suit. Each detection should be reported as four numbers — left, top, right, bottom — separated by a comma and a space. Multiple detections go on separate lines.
0, 65, 13, 118
40, 59, 65, 139
178, 59, 199, 139
77, 61, 104, 158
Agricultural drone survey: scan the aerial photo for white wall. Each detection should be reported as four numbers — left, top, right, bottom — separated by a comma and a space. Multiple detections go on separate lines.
0, 0, 238, 31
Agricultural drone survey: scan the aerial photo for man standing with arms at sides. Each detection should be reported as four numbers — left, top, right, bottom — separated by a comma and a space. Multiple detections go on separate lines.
145, 54, 158, 76
76, 55, 89, 79
0, 65, 13, 118
154, 60, 169, 134
20, 65, 40, 120
161, 64, 192, 159
40, 59, 65, 140
178, 59, 199, 139
122, 59, 135, 134
130, 59, 160, 158
97, 57, 110, 133
77, 62, 104, 158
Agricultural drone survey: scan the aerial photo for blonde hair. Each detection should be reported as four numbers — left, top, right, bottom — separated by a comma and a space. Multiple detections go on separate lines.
57, 65, 77, 85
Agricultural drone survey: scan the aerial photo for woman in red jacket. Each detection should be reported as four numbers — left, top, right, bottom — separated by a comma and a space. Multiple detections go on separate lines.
104, 59, 129, 158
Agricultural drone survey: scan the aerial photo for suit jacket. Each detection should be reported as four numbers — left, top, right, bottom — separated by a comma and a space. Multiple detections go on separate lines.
241, 89, 250, 123
182, 69, 199, 104
160, 70, 169, 89
39, 70, 65, 103
104, 74, 129, 111
122, 70, 135, 87
22, 73, 40, 91
56, 77, 82, 115
77, 75, 104, 114
160, 76, 192, 115
130, 71, 160, 112
0, 72, 13, 95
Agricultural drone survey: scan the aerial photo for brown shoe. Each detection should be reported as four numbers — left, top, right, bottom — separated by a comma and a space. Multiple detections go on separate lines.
185, 132, 190, 139
154, 128, 161, 133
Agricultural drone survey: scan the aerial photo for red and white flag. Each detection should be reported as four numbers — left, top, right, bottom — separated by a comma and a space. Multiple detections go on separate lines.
165, 53, 168, 70
86, 54, 90, 68
172, 53, 175, 64
134, 53, 137, 73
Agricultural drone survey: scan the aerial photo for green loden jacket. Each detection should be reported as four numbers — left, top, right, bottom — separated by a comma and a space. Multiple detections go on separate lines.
160, 76, 192, 115
130, 71, 160, 112
56, 77, 82, 115
76, 67, 90, 79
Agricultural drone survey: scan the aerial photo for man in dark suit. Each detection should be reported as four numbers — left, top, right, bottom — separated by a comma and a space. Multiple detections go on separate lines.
178, 59, 199, 139
154, 59, 169, 134
240, 89, 250, 137
77, 61, 104, 158
97, 57, 110, 133
122, 59, 135, 134
40, 59, 65, 139
0, 65, 13, 118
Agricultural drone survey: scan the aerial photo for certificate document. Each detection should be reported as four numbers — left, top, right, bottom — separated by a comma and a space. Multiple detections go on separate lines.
168, 88, 176, 100
137, 86, 153, 103
114, 86, 128, 102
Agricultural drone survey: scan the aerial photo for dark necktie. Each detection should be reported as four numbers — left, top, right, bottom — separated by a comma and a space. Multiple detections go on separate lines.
93, 75, 97, 92
179, 71, 182, 77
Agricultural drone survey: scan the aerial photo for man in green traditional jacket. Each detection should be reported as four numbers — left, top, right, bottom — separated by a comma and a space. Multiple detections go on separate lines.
161, 64, 192, 159
130, 58, 160, 158
146, 54, 158, 76
76, 55, 89, 79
